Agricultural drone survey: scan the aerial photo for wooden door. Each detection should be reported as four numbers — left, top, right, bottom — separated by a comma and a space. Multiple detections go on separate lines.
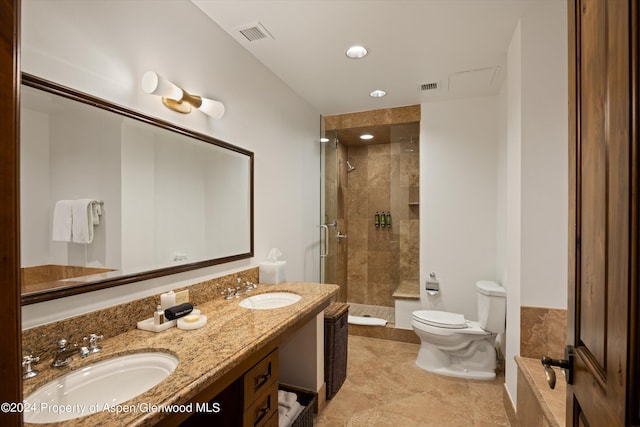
568, 0, 639, 425
0, 0, 23, 425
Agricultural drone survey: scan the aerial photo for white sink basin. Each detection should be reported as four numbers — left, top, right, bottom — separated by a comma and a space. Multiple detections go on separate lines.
24, 352, 178, 423
239, 292, 301, 309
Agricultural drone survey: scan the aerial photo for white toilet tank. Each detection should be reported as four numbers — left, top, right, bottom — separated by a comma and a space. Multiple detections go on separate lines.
476, 281, 506, 333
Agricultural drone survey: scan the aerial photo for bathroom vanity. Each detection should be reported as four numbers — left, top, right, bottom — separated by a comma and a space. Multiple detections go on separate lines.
22, 281, 338, 426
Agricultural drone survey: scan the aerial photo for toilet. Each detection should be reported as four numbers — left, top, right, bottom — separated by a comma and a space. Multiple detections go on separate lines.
412, 280, 506, 380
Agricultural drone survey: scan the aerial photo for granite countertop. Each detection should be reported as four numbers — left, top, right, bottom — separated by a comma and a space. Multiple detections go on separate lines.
23, 282, 339, 427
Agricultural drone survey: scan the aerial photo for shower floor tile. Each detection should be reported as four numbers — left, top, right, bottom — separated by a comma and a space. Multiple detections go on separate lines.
315, 335, 511, 426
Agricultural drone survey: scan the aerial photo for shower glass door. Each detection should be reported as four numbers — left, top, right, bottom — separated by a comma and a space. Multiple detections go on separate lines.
320, 128, 340, 292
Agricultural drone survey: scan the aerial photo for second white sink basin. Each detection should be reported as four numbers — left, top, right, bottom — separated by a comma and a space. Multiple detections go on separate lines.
24, 352, 178, 423
239, 292, 301, 309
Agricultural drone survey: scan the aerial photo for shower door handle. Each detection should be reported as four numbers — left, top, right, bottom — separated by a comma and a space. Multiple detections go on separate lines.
320, 224, 329, 258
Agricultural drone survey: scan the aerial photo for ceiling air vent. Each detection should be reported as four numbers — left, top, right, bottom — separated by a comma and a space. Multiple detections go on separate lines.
420, 82, 439, 91
237, 22, 275, 42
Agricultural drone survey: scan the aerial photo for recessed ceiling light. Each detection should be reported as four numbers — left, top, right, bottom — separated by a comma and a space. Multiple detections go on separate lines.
360, 134, 374, 140
369, 89, 387, 98
345, 45, 368, 59
320, 137, 330, 143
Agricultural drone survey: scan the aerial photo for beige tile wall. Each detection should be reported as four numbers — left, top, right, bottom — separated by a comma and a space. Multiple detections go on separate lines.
346, 137, 419, 307
324, 107, 420, 308
520, 306, 568, 360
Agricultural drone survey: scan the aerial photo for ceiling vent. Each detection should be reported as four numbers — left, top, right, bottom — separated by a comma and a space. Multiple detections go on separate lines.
420, 82, 439, 91
237, 22, 275, 42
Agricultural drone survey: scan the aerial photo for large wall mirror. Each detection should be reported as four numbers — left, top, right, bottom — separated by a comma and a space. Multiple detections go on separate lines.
20, 73, 254, 304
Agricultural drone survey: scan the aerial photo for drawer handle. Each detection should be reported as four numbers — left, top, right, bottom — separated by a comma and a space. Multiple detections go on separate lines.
254, 373, 271, 390
254, 406, 270, 426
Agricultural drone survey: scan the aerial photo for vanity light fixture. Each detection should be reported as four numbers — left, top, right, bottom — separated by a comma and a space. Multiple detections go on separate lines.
369, 89, 387, 98
141, 71, 225, 119
360, 134, 374, 140
345, 45, 368, 59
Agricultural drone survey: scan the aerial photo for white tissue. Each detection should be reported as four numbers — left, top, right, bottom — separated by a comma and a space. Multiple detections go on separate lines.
267, 247, 282, 262
260, 248, 286, 284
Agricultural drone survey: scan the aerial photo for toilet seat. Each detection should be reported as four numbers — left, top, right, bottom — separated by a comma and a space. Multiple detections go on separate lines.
412, 310, 467, 329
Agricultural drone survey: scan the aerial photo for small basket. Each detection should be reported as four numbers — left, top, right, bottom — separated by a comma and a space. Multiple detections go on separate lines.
278, 384, 316, 427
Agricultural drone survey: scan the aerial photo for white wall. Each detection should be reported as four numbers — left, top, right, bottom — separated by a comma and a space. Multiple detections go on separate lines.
121, 122, 156, 270
520, 6, 568, 309
501, 3, 568, 406
420, 96, 499, 320
21, 106, 124, 269
21, 0, 320, 327
48, 110, 122, 268
504, 20, 523, 408
417, 3, 567, 408
20, 109, 51, 266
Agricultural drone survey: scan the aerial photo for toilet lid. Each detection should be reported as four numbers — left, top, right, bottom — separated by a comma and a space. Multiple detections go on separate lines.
413, 310, 467, 329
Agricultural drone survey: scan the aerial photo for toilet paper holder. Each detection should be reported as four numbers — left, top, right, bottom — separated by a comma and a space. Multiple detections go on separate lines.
426, 272, 440, 294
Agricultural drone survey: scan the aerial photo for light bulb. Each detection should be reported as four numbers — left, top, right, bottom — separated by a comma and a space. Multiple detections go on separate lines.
141, 71, 183, 100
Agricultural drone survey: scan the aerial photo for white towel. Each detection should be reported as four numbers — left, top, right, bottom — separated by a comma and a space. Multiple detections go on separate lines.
278, 401, 303, 427
348, 315, 387, 326
91, 201, 102, 225
71, 199, 101, 244
278, 405, 287, 421
278, 390, 297, 409
52, 200, 73, 242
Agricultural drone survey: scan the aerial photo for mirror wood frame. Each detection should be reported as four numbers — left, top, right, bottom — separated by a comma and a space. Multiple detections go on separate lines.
20, 73, 254, 305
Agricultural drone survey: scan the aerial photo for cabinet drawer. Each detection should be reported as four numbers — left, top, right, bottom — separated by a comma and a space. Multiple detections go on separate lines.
263, 412, 279, 427
243, 386, 278, 427
244, 349, 279, 408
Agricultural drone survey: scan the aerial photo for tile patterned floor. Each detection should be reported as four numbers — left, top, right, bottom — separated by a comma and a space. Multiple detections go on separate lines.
315, 335, 511, 427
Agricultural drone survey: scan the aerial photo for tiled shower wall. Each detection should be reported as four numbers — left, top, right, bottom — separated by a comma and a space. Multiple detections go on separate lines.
345, 136, 419, 307
324, 106, 420, 308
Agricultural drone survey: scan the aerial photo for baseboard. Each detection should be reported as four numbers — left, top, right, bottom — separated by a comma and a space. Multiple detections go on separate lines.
316, 382, 327, 413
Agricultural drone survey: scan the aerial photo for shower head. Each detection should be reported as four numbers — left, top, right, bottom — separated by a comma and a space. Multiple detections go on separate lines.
346, 161, 356, 173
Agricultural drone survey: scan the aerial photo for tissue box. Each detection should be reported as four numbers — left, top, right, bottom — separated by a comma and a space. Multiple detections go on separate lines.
259, 261, 286, 284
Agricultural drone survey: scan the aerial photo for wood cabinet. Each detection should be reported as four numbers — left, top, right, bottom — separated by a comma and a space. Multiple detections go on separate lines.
243, 349, 279, 427
179, 349, 279, 427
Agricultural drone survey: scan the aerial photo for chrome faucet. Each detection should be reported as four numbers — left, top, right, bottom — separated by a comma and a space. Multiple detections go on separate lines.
22, 355, 40, 379
245, 281, 257, 293
52, 338, 73, 367
52, 338, 90, 368
223, 287, 236, 300
84, 334, 103, 355
235, 278, 244, 297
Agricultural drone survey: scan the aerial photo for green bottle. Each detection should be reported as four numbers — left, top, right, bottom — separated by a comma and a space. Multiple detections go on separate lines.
374, 211, 380, 227
380, 211, 386, 227
386, 211, 391, 228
